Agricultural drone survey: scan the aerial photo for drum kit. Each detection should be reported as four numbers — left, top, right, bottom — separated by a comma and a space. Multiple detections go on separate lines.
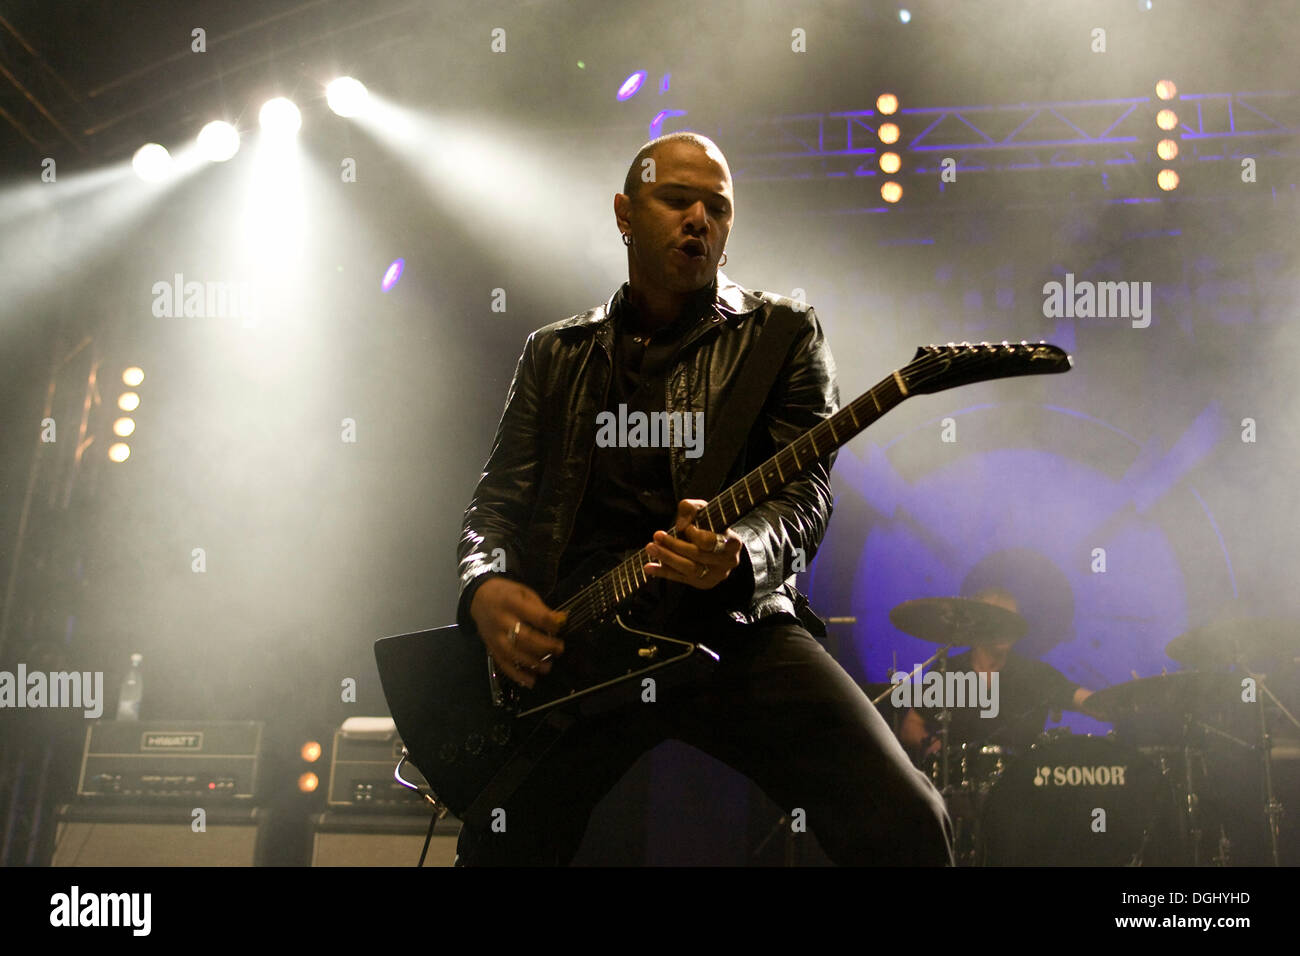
870, 598, 1300, 866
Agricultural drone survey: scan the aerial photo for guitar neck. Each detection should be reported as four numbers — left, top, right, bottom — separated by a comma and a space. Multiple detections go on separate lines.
556, 370, 910, 631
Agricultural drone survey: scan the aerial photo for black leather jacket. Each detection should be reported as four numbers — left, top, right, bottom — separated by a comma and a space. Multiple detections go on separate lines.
456, 270, 840, 634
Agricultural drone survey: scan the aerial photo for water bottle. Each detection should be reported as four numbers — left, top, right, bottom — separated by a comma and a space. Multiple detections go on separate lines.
116, 653, 143, 720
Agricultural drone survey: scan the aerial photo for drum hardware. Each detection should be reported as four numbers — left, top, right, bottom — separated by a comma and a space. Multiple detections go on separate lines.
1213, 825, 1232, 867
1165, 619, 1299, 867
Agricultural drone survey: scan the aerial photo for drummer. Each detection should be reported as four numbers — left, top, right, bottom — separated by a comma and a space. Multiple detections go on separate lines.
897, 587, 1094, 757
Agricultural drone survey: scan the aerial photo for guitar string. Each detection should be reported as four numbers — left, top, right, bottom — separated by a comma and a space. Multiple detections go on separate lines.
553, 374, 895, 633
547, 344, 1055, 635
550, 345, 1028, 633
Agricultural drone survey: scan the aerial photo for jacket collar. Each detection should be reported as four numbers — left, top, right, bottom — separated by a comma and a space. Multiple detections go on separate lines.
557, 270, 765, 333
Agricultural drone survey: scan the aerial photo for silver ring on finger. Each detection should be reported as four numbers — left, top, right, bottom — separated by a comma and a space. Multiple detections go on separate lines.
511, 620, 521, 647
698, 566, 710, 579
712, 533, 727, 553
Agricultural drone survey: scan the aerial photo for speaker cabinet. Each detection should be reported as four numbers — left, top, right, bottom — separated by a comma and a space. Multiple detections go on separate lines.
309, 811, 460, 866
52, 804, 270, 866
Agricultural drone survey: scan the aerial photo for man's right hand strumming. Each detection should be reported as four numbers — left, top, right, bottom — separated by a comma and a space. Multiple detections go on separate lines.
469, 577, 566, 689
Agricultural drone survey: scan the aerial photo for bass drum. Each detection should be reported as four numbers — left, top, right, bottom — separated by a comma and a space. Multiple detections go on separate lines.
976, 733, 1185, 866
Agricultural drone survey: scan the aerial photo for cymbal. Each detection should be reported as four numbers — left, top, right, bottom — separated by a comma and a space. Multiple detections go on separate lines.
1165, 618, 1299, 670
1082, 671, 1236, 722
889, 597, 1028, 646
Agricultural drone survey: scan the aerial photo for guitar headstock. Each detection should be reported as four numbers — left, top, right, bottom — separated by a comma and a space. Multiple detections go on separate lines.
901, 341, 1072, 396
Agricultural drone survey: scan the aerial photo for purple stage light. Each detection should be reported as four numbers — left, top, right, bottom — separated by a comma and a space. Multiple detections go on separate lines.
648, 109, 687, 139
617, 71, 646, 101
381, 258, 405, 292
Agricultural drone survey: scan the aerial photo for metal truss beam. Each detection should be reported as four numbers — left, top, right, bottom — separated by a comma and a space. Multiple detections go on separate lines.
725, 91, 1300, 183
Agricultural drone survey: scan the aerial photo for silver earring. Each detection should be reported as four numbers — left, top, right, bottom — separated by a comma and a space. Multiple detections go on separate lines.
719, 251, 728, 266
622, 233, 632, 247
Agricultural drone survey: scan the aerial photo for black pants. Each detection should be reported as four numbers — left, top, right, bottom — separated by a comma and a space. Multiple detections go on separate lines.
455, 613, 953, 865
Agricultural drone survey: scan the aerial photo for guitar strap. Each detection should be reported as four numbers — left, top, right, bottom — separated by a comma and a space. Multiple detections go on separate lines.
680, 304, 805, 502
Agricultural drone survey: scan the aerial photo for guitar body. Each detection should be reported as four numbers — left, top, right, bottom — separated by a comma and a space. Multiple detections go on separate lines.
374, 605, 717, 824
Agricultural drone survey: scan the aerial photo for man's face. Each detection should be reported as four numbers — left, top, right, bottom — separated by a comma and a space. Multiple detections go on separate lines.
616, 141, 734, 294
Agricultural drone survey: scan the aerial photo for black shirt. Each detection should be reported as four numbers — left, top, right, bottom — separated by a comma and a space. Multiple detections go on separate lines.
562, 295, 697, 569
917, 650, 1081, 754
559, 283, 744, 630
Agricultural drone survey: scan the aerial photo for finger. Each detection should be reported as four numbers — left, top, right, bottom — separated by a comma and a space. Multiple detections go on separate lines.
511, 587, 568, 634
646, 541, 697, 577
487, 629, 554, 677
503, 593, 567, 656
512, 620, 564, 662
492, 580, 566, 635
680, 522, 722, 550
493, 650, 540, 688
652, 529, 710, 565
652, 531, 736, 572
645, 555, 715, 590
672, 498, 708, 533
644, 561, 705, 589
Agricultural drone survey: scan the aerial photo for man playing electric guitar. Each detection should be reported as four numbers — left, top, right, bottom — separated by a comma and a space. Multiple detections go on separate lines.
454, 132, 953, 865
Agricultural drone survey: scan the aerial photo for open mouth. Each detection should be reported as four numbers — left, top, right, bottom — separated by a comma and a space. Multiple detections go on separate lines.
677, 241, 707, 260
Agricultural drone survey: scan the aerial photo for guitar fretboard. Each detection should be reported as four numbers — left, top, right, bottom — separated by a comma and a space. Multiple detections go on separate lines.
557, 372, 909, 631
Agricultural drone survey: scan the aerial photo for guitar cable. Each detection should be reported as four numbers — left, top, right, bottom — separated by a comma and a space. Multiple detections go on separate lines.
394, 748, 448, 866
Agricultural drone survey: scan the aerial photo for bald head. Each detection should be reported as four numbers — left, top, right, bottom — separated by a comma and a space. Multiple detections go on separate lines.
623, 132, 732, 202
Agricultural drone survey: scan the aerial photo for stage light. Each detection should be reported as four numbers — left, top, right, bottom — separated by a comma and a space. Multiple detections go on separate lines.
1155, 79, 1177, 100
197, 121, 240, 162
381, 258, 405, 292
881, 181, 903, 203
298, 772, 319, 793
259, 97, 302, 137
123, 367, 144, 387
118, 392, 140, 412
649, 108, 687, 138
326, 77, 369, 117
878, 122, 900, 145
301, 741, 322, 762
1156, 109, 1178, 131
617, 71, 647, 101
112, 418, 135, 438
1156, 138, 1179, 160
131, 144, 172, 182
898, 9, 912, 23
876, 93, 899, 116
108, 442, 131, 463
1157, 169, 1180, 191
879, 151, 901, 174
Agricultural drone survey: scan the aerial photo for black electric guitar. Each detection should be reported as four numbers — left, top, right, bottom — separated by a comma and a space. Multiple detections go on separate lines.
376, 341, 1071, 824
